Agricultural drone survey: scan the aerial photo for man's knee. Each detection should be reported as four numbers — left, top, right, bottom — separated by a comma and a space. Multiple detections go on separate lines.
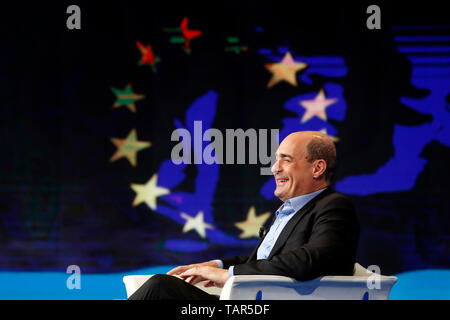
128, 274, 171, 300
141, 274, 175, 293
148, 274, 171, 286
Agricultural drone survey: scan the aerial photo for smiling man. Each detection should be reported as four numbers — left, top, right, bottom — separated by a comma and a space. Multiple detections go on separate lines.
128, 131, 360, 300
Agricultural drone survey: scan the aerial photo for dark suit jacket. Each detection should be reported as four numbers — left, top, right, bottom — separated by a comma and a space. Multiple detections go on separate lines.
221, 187, 360, 281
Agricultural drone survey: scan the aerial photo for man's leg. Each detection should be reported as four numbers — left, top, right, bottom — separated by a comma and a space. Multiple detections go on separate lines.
128, 274, 219, 300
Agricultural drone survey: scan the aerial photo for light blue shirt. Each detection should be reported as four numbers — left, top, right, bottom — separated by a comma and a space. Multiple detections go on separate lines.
215, 187, 327, 276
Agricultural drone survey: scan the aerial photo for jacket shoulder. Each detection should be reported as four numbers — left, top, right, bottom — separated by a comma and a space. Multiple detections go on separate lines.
314, 190, 356, 212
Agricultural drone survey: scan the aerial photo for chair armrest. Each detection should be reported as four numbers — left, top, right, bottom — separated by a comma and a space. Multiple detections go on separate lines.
219, 274, 398, 300
123, 275, 153, 298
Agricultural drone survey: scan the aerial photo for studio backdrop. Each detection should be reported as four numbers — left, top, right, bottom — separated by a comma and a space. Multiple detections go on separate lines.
0, 1, 448, 299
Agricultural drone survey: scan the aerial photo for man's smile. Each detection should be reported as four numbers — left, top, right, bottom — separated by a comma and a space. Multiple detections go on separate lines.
276, 177, 289, 186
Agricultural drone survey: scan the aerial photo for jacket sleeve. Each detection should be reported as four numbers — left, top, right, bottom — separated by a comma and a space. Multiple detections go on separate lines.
232, 196, 360, 281
221, 254, 250, 269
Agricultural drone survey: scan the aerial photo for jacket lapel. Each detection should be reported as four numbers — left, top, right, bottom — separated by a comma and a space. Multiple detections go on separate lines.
266, 187, 333, 260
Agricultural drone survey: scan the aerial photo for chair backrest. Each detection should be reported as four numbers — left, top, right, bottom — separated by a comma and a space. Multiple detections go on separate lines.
350, 262, 398, 300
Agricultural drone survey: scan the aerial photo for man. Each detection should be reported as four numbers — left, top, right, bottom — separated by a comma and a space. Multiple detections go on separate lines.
128, 131, 359, 300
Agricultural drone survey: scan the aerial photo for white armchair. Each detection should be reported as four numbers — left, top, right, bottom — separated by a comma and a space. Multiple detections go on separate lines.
123, 263, 397, 300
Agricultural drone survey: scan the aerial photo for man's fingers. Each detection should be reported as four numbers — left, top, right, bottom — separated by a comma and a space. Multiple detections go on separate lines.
180, 266, 199, 277
189, 276, 203, 285
176, 265, 228, 288
203, 280, 215, 287
180, 273, 203, 285
168, 261, 217, 276
180, 266, 207, 283
166, 266, 181, 275
167, 266, 185, 275
167, 265, 191, 275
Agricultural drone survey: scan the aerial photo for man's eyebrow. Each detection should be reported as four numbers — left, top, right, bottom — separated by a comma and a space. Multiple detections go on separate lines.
276, 153, 293, 159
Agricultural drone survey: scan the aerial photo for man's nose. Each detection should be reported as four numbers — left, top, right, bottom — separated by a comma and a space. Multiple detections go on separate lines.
271, 160, 280, 175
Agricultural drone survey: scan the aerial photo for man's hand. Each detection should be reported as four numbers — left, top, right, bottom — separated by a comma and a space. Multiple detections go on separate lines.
179, 266, 229, 288
166, 260, 220, 286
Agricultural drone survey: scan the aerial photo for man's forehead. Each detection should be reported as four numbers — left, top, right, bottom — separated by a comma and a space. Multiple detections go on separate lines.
277, 137, 306, 155
275, 144, 304, 158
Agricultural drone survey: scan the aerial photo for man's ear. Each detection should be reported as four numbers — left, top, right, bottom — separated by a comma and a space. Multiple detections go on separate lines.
312, 159, 327, 179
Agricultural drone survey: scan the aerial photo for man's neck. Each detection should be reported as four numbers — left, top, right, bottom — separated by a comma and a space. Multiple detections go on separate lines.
306, 182, 329, 195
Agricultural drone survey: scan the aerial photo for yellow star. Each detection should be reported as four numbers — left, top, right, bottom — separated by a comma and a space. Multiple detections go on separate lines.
110, 129, 151, 166
266, 52, 307, 88
300, 89, 337, 123
180, 211, 214, 239
131, 174, 170, 210
235, 206, 271, 239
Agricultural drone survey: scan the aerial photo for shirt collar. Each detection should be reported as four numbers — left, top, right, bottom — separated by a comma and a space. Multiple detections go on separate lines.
277, 187, 327, 216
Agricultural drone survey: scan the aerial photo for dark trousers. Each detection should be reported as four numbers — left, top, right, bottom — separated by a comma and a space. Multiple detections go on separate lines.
128, 274, 220, 300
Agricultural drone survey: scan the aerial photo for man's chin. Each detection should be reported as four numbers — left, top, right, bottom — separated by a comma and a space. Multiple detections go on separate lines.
274, 189, 284, 201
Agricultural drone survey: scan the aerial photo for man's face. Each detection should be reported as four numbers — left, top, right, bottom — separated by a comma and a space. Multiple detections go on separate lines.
271, 136, 313, 202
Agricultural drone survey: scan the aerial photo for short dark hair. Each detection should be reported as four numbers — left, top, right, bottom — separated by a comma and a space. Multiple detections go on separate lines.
305, 137, 336, 182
